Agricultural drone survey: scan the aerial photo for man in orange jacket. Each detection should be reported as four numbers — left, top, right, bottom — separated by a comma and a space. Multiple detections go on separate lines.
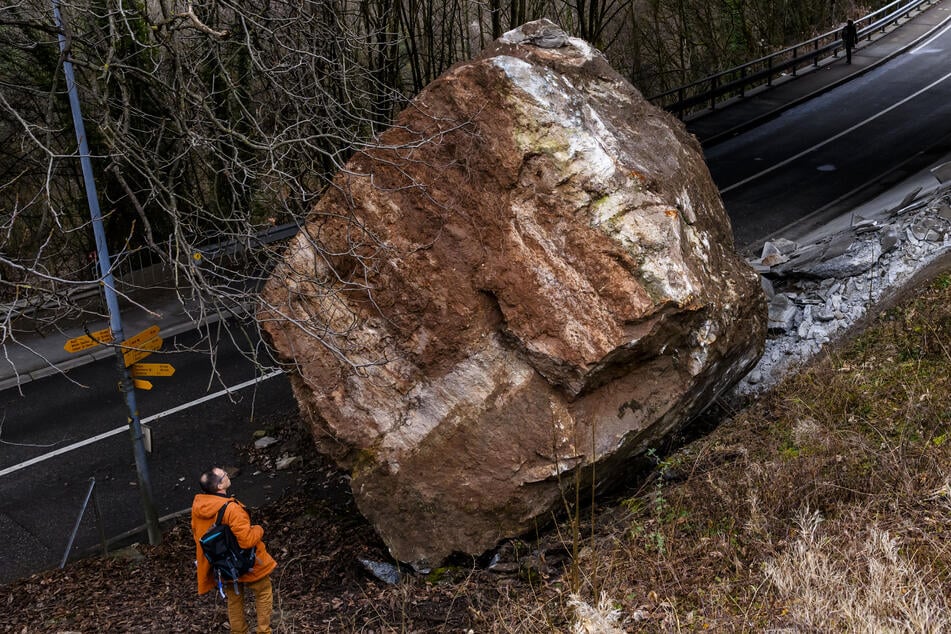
191, 467, 278, 634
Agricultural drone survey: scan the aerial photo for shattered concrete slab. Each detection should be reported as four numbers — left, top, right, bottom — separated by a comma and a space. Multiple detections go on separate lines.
734, 185, 951, 396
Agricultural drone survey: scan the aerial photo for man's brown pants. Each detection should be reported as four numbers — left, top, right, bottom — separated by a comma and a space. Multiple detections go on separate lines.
223, 575, 273, 634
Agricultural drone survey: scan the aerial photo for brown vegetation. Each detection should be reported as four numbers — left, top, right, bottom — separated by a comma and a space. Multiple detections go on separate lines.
2, 270, 948, 631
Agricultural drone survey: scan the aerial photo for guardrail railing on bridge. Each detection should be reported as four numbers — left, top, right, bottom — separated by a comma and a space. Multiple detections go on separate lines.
648, 0, 936, 118
0, 221, 302, 332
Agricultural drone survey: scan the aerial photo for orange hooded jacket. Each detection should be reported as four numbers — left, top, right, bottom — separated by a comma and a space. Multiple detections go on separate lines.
191, 493, 277, 595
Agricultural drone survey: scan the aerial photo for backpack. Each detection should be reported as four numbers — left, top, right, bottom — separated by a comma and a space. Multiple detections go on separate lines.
200, 501, 256, 594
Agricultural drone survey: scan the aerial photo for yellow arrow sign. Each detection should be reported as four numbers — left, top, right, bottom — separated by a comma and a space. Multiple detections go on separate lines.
133, 379, 153, 391
64, 327, 114, 353
122, 336, 163, 367
121, 325, 160, 349
130, 363, 175, 377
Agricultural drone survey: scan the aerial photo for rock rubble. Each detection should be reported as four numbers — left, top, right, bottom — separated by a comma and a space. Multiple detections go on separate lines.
736, 185, 951, 395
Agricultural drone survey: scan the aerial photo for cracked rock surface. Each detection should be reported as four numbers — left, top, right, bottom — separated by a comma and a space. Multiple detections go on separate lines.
259, 20, 765, 566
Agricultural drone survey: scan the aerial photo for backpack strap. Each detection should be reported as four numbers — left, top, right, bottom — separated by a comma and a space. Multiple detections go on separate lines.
214, 500, 232, 526
210, 500, 238, 597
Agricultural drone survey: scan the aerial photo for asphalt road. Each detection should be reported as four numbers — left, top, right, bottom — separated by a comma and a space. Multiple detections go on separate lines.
0, 327, 295, 584
706, 18, 951, 250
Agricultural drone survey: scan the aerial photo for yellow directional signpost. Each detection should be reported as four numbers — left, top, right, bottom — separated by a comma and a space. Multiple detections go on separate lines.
130, 363, 176, 377
124, 333, 176, 395
122, 335, 163, 367
65, 325, 172, 375
63, 327, 114, 353
122, 325, 160, 350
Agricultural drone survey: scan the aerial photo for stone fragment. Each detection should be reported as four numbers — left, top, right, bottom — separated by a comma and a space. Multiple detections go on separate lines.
809, 239, 882, 278
761, 254, 788, 267
852, 215, 878, 233
275, 455, 301, 470
797, 319, 811, 339
773, 242, 823, 274
906, 226, 921, 245
769, 238, 799, 255
259, 19, 765, 567
359, 559, 402, 585
760, 241, 790, 267
896, 186, 923, 211
880, 226, 900, 252
502, 20, 569, 48
815, 278, 835, 299
910, 218, 943, 242
254, 436, 279, 449
761, 254, 788, 268
767, 293, 798, 332
821, 234, 854, 260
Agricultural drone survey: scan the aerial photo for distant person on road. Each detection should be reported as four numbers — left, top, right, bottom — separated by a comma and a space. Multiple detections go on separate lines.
842, 19, 858, 64
191, 467, 277, 634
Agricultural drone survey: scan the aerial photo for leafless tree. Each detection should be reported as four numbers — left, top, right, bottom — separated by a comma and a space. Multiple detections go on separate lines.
0, 0, 417, 377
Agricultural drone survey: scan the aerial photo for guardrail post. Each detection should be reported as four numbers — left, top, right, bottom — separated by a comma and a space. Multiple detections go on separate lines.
813, 39, 819, 67
767, 57, 773, 86
677, 87, 685, 119
710, 76, 718, 110
792, 47, 798, 75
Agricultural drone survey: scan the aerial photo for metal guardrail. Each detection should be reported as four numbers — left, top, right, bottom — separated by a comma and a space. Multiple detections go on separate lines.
0, 221, 303, 326
102, 220, 302, 286
648, 0, 935, 118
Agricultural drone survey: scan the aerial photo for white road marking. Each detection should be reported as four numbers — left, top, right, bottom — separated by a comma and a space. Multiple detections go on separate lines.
721, 68, 951, 194
911, 16, 951, 53
0, 368, 284, 478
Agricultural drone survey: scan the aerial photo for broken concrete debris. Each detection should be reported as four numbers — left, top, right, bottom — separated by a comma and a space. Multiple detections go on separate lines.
736, 187, 951, 397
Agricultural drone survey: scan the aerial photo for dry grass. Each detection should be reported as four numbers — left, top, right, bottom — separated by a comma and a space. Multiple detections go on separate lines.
765, 509, 950, 632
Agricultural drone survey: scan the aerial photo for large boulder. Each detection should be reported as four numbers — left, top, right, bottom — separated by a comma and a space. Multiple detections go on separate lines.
258, 20, 766, 567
